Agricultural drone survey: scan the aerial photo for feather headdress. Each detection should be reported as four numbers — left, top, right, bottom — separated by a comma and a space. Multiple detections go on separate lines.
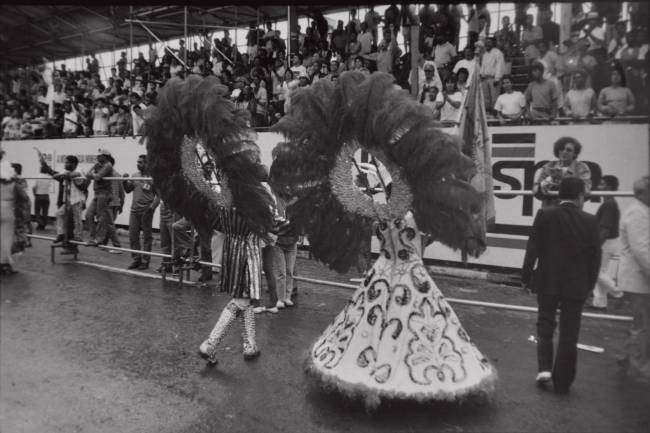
144, 75, 273, 234
271, 72, 486, 272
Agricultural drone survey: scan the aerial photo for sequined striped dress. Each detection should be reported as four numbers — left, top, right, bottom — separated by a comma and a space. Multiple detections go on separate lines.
216, 207, 263, 300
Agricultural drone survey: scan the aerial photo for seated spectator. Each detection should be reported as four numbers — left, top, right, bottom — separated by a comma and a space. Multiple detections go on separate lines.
417, 60, 442, 103
564, 70, 596, 119
352, 55, 371, 76
456, 67, 469, 95
494, 75, 526, 122
2, 108, 23, 140
597, 67, 635, 116
345, 31, 362, 69
289, 53, 307, 78
524, 62, 558, 121
453, 45, 478, 83
420, 86, 440, 119
435, 75, 462, 123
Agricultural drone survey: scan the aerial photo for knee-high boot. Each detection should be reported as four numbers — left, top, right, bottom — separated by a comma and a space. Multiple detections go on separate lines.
241, 306, 260, 360
199, 300, 240, 364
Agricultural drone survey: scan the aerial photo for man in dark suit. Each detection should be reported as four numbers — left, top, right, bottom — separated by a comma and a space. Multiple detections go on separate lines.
522, 177, 601, 394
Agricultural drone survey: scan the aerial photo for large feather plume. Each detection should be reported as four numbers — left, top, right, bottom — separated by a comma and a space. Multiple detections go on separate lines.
271, 72, 486, 271
144, 75, 273, 234
270, 73, 374, 273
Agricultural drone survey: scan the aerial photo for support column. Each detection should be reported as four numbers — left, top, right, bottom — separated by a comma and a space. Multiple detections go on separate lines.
558, 2, 572, 54
288, 6, 298, 55
409, 24, 420, 99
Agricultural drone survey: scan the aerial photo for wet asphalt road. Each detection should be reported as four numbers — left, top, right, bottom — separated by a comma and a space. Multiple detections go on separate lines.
1, 231, 649, 433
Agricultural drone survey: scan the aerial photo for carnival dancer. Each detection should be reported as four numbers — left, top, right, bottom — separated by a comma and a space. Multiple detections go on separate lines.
270, 72, 496, 407
144, 75, 274, 364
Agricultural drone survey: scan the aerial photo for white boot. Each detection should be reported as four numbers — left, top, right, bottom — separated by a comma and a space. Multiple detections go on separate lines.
241, 306, 260, 360
199, 300, 240, 364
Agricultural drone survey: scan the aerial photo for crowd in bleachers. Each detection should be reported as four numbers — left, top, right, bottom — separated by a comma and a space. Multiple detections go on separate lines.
1, 3, 648, 140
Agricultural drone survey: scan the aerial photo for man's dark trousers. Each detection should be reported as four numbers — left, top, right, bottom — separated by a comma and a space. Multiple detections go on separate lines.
129, 210, 154, 265
537, 294, 585, 392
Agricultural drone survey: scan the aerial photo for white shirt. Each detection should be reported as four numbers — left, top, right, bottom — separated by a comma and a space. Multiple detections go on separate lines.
63, 109, 78, 134
480, 48, 505, 81
436, 91, 463, 122
494, 91, 526, 117
453, 58, 477, 82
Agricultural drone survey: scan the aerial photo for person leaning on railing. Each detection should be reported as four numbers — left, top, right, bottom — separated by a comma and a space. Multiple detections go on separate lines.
533, 136, 591, 208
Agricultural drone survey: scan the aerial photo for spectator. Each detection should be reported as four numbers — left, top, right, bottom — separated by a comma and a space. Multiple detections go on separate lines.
123, 154, 159, 270
533, 136, 591, 208
436, 74, 463, 123
495, 15, 518, 53
494, 75, 526, 123
331, 20, 347, 56
85, 149, 115, 246
253, 79, 268, 127
466, 3, 479, 47
346, 8, 361, 36
130, 93, 146, 135
62, 100, 79, 137
537, 40, 565, 109
453, 45, 479, 83
352, 55, 371, 76
417, 60, 443, 103
376, 25, 399, 74
479, 38, 506, 115
589, 175, 623, 310
540, 10, 560, 47
40, 154, 88, 248
456, 67, 470, 95
358, 22, 373, 56
617, 176, 650, 383
32, 175, 52, 230
92, 97, 109, 135
156, 200, 175, 273
521, 14, 543, 46
289, 53, 307, 78
0, 152, 29, 276
432, 33, 457, 82
597, 67, 635, 116
608, 21, 628, 60
525, 62, 558, 121
580, 12, 606, 53
420, 86, 440, 119
564, 70, 597, 119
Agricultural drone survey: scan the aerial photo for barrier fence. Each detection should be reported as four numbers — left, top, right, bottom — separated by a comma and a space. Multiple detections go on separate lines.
25, 233, 633, 323
18, 177, 636, 198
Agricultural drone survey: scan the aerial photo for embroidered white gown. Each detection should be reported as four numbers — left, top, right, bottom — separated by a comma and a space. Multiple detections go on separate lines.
308, 212, 496, 402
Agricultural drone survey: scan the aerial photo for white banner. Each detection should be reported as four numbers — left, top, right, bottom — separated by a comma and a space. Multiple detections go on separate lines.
2, 123, 648, 269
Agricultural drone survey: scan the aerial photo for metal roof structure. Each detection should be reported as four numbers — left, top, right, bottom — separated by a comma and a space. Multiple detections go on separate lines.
0, 5, 333, 67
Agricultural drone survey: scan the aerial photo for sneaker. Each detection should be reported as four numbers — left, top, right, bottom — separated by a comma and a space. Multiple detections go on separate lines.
52, 235, 65, 245
108, 249, 123, 254
536, 371, 552, 384
283, 299, 294, 307
127, 261, 141, 270
87, 239, 99, 246
276, 301, 285, 309
137, 262, 149, 270
253, 306, 266, 314
266, 306, 279, 314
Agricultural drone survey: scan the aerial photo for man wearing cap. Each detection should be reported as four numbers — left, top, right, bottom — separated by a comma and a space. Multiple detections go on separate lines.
86, 150, 114, 246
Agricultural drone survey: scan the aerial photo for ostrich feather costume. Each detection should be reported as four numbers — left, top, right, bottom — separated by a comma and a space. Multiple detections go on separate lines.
270, 72, 496, 406
144, 75, 274, 300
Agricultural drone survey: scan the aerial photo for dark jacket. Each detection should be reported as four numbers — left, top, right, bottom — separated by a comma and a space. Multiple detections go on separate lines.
522, 202, 601, 300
